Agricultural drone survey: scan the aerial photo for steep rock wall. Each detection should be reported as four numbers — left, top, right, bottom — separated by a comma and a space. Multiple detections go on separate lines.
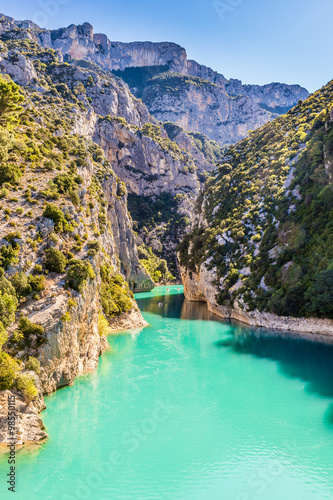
180, 264, 333, 337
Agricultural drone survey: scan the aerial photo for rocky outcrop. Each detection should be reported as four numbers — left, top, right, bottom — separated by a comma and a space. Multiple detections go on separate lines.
180, 264, 333, 337
38, 21, 187, 73
108, 307, 148, 332
226, 80, 309, 112
97, 120, 200, 196
102, 174, 154, 291
0, 390, 48, 449
0, 50, 37, 86
23, 277, 108, 395
142, 79, 270, 145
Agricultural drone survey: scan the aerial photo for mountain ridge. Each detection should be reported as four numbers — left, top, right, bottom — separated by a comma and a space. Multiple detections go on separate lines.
0, 14, 309, 145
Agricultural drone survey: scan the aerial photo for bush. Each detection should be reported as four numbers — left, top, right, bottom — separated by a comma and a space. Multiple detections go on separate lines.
100, 264, 133, 318
66, 259, 95, 292
0, 351, 19, 390
0, 267, 17, 299
98, 313, 110, 337
44, 247, 67, 273
53, 173, 82, 194
28, 274, 45, 292
15, 373, 38, 401
0, 163, 22, 185
11, 271, 31, 297
0, 291, 17, 327
0, 243, 19, 269
87, 240, 100, 257
25, 356, 41, 374
18, 316, 45, 346
117, 181, 127, 198
33, 264, 43, 274
0, 321, 7, 348
43, 203, 67, 232
0, 74, 24, 126
70, 190, 80, 206
44, 160, 56, 171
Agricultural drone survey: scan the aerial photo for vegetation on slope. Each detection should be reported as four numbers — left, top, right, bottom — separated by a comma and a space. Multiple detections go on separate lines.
179, 80, 333, 319
0, 51, 135, 397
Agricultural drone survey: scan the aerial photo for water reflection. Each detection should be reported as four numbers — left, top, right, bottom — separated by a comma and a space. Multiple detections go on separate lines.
139, 289, 333, 419
216, 327, 333, 401
137, 291, 229, 323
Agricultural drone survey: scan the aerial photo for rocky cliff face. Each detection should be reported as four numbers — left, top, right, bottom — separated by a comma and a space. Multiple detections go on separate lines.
142, 75, 270, 145
0, 14, 309, 146
180, 265, 333, 337
96, 120, 200, 196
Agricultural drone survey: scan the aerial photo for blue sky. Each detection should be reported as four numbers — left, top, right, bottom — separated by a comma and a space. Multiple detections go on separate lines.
3, 0, 333, 92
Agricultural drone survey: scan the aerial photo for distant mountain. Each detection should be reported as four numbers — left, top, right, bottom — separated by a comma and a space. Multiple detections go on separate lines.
0, 15, 309, 145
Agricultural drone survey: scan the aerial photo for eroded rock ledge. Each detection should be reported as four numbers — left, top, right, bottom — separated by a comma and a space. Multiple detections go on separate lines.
180, 265, 333, 337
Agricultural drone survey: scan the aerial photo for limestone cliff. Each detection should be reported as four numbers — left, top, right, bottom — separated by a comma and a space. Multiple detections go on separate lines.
180, 265, 333, 337
0, 14, 309, 146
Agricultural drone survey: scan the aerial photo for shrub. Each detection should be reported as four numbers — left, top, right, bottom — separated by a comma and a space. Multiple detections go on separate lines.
0, 163, 22, 185
98, 313, 110, 337
33, 264, 43, 274
66, 259, 95, 292
44, 160, 56, 171
25, 356, 41, 374
0, 291, 17, 327
28, 274, 45, 292
15, 373, 38, 401
0, 351, 20, 391
100, 264, 132, 318
0, 74, 24, 126
11, 271, 31, 297
117, 181, 127, 198
305, 270, 333, 318
70, 190, 80, 206
0, 243, 19, 269
53, 173, 82, 194
44, 247, 67, 273
42, 203, 67, 232
61, 311, 71, 322
0, 267, 17, 299
87, 240, 100, 257
0, 321, 7, 348
18, 316, 45, 346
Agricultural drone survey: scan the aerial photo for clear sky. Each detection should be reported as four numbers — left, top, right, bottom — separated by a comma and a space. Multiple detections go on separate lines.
3, 0, 332, 92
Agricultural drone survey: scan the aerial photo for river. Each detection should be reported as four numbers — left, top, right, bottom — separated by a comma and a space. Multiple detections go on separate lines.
1, 285, 333, 499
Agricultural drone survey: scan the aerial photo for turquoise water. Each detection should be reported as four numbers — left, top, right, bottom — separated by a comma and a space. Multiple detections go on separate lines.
1, 285, 333, 499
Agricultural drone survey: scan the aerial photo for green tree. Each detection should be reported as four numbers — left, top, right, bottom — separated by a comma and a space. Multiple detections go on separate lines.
0, 75, 24, 127
44, 247, 67, 273
305, 270, 333, 318
66, 259, 95, 292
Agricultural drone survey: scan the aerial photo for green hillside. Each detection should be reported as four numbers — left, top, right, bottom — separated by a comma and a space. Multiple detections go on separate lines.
178, 80, 333, 318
